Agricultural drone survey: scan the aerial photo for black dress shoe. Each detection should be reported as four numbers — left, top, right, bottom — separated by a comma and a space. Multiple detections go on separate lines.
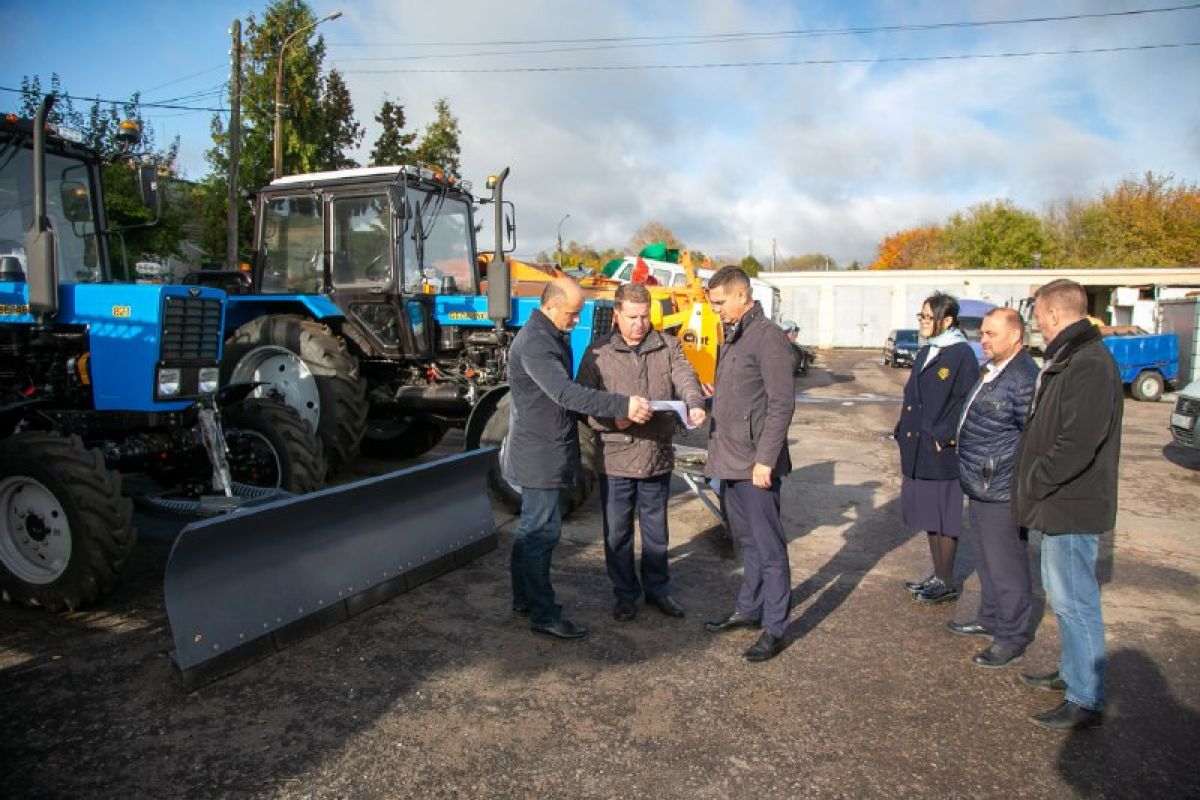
742, 632, 784, 662
647, 595, 685, 618
704, 611, 761, 633
1020, 670, 1068, 693
972, 644, 1025, 669
530, 619, 588, 640
914, 577, 959, 605
613, 600, 636, 621
513, 606, 530, 617
946, 620, 993, 638
1030, 700, 1103, 731
904, 573, 935, 594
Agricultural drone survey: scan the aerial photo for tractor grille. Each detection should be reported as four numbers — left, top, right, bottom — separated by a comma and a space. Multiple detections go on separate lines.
160, 296, 222, 362
591, 303, 614, 341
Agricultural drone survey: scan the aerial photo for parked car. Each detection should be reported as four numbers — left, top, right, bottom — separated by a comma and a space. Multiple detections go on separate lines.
1169, 379, 1200, 448
884, 329, 920, 368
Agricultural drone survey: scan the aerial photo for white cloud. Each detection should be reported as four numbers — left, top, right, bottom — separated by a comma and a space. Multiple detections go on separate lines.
324, 0, 1199, 264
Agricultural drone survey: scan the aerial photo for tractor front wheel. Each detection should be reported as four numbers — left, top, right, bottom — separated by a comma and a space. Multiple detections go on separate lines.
223, 399, 326, 494
0, 433, 135, 611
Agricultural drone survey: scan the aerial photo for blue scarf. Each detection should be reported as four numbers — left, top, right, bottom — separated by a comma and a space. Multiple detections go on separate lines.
927, 328, 967, 347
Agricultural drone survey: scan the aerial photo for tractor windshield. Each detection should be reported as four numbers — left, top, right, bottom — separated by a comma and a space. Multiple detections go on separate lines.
401, 188, 475, 294
0, 144, 103, 284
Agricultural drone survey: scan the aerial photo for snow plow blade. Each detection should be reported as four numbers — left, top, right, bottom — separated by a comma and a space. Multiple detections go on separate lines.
164, 448, 498, 690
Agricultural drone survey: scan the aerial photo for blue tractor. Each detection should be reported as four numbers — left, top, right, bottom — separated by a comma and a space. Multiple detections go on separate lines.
0, 97, 324, 611
198, 165, 613, 511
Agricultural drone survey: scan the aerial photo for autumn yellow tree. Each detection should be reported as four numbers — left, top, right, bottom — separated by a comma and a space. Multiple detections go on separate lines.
869, 226, 949, 270
630, 221, 684, 253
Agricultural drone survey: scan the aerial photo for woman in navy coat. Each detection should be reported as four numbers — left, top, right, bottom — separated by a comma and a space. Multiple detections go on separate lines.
894, 292, 979, 603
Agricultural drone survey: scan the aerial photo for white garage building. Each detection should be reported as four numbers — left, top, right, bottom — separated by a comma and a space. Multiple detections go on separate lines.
765, 268, 1200, 350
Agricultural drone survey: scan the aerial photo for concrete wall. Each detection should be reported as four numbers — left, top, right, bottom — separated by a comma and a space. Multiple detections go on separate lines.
765, 268, 1200, 349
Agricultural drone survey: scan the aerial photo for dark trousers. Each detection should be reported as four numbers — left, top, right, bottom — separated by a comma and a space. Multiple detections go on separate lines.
969, 498, 1033, 650
724, 478, 791, 637
511, 487, 565, 627
600, 473, 672, 602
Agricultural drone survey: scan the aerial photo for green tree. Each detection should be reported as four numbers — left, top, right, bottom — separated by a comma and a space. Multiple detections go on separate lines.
411, 98, 462, 173
782, 253, 838, 271
943, 200, 1053, 269
17, 75, 186, 275
314, 69, 363, 170
370, 97, 417, 166
740, 254, 762, 277
198, 0, 362, 258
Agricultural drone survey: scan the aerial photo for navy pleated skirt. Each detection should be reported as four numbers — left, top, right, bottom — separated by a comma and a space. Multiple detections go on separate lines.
901, 476, 964, 537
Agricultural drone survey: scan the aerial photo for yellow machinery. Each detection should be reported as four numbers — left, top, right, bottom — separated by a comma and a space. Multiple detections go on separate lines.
484, 251, 724, 384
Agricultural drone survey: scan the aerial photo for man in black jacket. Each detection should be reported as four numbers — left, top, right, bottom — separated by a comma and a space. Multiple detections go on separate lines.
702, 266, 797, 662
503, 277, 652, 640
951, 308, 1038, 669
1013, 279, 1123, 730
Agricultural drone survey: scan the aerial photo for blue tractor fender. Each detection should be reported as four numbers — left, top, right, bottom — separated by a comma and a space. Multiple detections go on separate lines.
224, 294, 344, 334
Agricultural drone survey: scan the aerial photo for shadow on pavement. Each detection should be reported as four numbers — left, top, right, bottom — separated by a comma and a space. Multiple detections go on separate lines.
1055, 648, 1200, 796
1162, 442, 1200, 471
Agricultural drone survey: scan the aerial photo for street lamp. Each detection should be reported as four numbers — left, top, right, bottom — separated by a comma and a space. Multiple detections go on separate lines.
556, 213, 571, 268
273, 10, 342, 179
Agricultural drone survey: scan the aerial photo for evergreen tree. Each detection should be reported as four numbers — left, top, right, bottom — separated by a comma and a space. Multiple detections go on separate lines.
411, 98, 462, 173
370, 98, 417, 166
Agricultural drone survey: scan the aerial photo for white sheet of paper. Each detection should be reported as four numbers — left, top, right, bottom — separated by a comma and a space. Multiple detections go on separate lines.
651, 399, 698, 429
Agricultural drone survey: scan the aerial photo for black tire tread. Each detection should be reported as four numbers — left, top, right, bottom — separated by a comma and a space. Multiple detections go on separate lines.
223, 315, 368, 474
223, 399, 327, 494
0, 432, 135, 611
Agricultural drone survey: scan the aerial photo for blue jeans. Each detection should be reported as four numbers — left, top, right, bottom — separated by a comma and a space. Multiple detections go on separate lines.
511, 488, 565, 627
1039, 531, 1105, 711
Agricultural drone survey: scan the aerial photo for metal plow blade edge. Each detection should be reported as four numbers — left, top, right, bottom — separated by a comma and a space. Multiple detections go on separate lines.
164, 448, 499, 690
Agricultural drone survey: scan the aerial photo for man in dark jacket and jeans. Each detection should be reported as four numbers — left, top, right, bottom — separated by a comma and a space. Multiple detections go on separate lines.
503, 277, 653, 640
702, 266, 797, 663
578, 282, 705, 621
951, 308, 1039, 669
1014, 279, 1123, 730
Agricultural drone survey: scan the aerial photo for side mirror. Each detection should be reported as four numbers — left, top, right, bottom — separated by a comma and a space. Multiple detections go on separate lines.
137, 164, 160, 211
60, 181, 93, 222
502, 201, 516, 254
388, 185, 409, 234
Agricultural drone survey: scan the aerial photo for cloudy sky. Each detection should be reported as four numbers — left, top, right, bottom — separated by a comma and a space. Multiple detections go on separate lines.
3, 0, 1198, 264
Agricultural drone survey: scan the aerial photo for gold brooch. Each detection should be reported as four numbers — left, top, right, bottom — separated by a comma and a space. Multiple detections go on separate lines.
937, 367, 950, 380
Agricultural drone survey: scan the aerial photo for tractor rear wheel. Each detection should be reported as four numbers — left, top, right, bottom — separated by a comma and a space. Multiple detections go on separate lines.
223, 399, 326, 494
223, 315, 368, 475
479, 394, 598, 515
0, 432, 135, 611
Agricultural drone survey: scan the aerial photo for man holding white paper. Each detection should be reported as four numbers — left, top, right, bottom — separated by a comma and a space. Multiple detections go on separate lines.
577, 283, 706, 620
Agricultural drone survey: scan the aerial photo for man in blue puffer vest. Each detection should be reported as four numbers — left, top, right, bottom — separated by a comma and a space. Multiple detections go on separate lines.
949, 307, 1039, 669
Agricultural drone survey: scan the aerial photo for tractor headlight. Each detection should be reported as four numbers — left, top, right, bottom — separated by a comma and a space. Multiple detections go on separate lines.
198, 367, 220, 395
156, 367, 181, 397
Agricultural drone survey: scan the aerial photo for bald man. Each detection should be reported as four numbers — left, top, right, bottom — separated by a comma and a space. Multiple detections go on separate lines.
950, 307, 1039, 670
503, 277, 653, 640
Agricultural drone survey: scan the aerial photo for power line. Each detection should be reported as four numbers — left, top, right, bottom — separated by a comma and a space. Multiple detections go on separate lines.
326, 3, 1200, 50
0, 86, 227, 112
336, 41, 1200, 74
139, 65, 227, 98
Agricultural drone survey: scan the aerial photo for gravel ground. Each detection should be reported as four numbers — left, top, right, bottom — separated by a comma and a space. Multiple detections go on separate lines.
2, 349, 1198, 798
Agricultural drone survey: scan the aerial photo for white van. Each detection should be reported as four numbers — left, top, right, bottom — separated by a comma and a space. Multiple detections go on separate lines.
607, 257, 782, 322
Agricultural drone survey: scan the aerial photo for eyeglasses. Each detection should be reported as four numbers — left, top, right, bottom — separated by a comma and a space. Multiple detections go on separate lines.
916, 313, 935, 322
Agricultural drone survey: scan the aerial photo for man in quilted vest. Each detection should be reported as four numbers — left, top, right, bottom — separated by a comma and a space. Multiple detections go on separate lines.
951, 308, 1039, 669
577, 282, 705, 621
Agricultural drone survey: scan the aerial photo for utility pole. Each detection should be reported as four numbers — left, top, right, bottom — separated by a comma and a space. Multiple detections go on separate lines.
226, 19, 241, 270
771, 238, 776, 272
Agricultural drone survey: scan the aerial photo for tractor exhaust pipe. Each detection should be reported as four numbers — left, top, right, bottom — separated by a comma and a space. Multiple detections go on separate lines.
486, 167, 511, 331
25, 94, 58, 320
